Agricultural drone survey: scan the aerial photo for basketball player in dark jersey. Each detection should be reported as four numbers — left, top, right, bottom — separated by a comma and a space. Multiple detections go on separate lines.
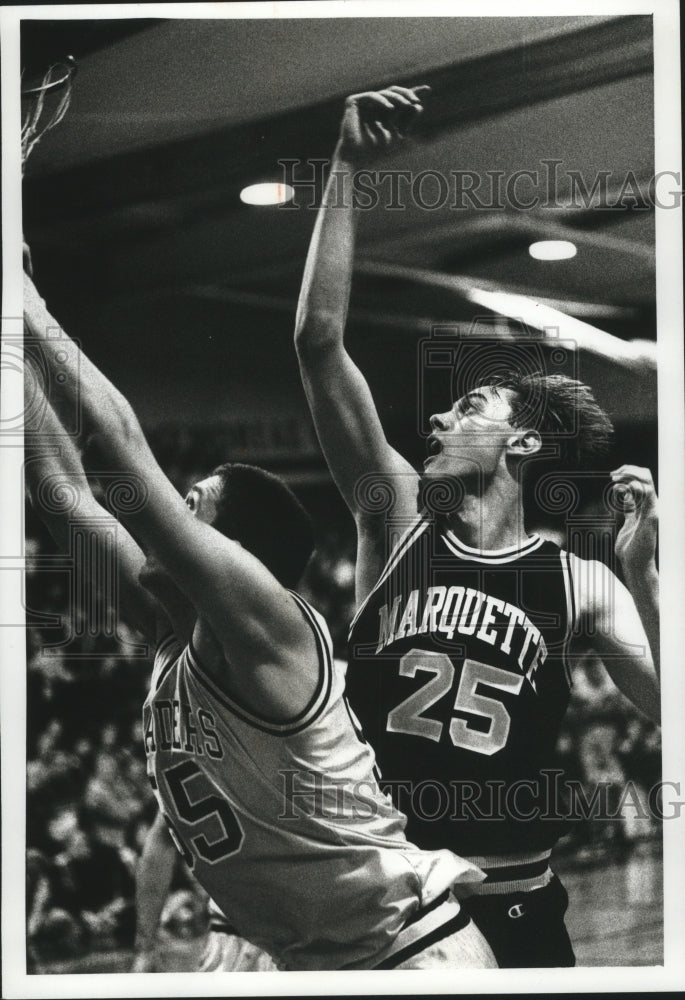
294, 85, 660, 967
24, 270, 496, 970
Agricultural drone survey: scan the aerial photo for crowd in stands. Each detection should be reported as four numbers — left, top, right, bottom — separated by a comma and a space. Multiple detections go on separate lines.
22, 440, 662, 967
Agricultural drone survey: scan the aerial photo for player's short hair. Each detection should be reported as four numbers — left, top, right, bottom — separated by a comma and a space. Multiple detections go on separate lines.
209, 463, 314, 588
482, 371, 614, 471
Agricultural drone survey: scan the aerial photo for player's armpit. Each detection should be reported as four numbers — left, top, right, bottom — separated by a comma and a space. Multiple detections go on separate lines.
572, 556, 660, 723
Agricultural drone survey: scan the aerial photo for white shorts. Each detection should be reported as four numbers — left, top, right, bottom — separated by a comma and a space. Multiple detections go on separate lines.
200, 898, 496, 972
395, 917, 497, 969
371, 893, 497, 970
198, 931, 279, 972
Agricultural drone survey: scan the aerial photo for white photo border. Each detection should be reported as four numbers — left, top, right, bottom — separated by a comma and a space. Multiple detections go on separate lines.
2, 1, 683, 996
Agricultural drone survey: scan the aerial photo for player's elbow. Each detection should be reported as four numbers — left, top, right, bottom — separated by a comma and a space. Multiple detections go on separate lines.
294, 312, 345, 362
88, 392, 142, 444
83, 405, 146, 474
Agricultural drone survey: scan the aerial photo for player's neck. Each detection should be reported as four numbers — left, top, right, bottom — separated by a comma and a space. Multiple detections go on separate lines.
441, 478, 528, 551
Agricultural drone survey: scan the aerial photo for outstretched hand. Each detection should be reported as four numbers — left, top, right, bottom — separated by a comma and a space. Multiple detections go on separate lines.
336, 85, 431, 165
611, 465, 658, 573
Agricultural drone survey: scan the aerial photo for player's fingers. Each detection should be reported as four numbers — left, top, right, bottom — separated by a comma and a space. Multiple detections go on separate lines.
384, 92, 428, 129
612, 482, 652, 516
611, 483, 638, 511
609, 465, 653, 484
609, 470, 655, 499
610, 465, 651, 480
610, 475, 653, 491
387, 84, 431, 103
390, 99, 426, 138
362, 122, 377, 145
611, 482, 658, 522
352, 91, 395, 111
397, 104, 425, 135
616, 479, 657, 510
374, 122, 394, 146
380, 88, 417, 108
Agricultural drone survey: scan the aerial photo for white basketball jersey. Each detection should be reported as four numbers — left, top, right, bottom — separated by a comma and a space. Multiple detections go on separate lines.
143, 593, 479, 970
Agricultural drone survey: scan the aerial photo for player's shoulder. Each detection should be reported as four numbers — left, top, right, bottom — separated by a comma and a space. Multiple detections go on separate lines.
563, 552, 623, 619
564, 551, 618, 579
150, 631, 184, 687
155, 630, 185, 662
288, 591, 334, 660
354, 451, 419, 511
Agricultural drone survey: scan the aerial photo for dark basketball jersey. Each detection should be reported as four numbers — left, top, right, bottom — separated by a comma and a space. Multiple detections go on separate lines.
347, 516, 577, 860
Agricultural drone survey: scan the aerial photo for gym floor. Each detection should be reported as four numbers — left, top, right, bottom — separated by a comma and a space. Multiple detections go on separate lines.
561, 844, 663, 966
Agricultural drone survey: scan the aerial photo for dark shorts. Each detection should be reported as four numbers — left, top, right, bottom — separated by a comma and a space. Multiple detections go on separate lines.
463, 874, 575, 968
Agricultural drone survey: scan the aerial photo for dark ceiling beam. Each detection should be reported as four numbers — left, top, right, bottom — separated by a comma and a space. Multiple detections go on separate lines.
20, 19, 162, 79
365, 209, 654, 265
420, 14, 652, 136
85, 263, 644, 335
24, 15, 653, 231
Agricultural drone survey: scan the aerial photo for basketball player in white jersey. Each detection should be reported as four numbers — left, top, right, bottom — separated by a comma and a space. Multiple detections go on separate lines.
24, 369, 279, 972
24, 271, 497, 970
293, 85, 660, 966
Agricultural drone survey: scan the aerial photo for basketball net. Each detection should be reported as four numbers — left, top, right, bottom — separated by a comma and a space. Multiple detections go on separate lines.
21, 57, 76, 174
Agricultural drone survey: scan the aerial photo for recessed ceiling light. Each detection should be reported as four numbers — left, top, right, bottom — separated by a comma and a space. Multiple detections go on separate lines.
240, 183, 295, 206
528, 240, 577, 260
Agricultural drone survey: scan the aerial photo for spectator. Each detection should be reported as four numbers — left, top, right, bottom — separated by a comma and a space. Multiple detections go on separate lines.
50, 812, 135, 951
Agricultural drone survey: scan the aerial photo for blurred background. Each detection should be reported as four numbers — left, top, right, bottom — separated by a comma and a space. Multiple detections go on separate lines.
20, 13, 661, 971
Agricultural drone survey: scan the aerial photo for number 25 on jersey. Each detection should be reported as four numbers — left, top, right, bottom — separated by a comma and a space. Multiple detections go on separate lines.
386, 650, 523, 756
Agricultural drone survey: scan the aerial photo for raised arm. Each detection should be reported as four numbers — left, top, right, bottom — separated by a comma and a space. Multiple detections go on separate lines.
24, 272, 128, 453
584, 565, 660, 723
570, 467, 660, 723
86, 424, 319, 720
294, 87, 429, 592
611, 465, 659, 681
26, 275, 319, 720
24, 367, 160, 641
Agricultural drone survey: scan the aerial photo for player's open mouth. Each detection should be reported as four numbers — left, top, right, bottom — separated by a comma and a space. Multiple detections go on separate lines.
424, 436, 441, 468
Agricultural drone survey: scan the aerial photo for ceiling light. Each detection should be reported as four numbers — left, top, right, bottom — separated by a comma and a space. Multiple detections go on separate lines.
528, 240, 577, 260
239, 183, 294, 206
466, 286, 656, 366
